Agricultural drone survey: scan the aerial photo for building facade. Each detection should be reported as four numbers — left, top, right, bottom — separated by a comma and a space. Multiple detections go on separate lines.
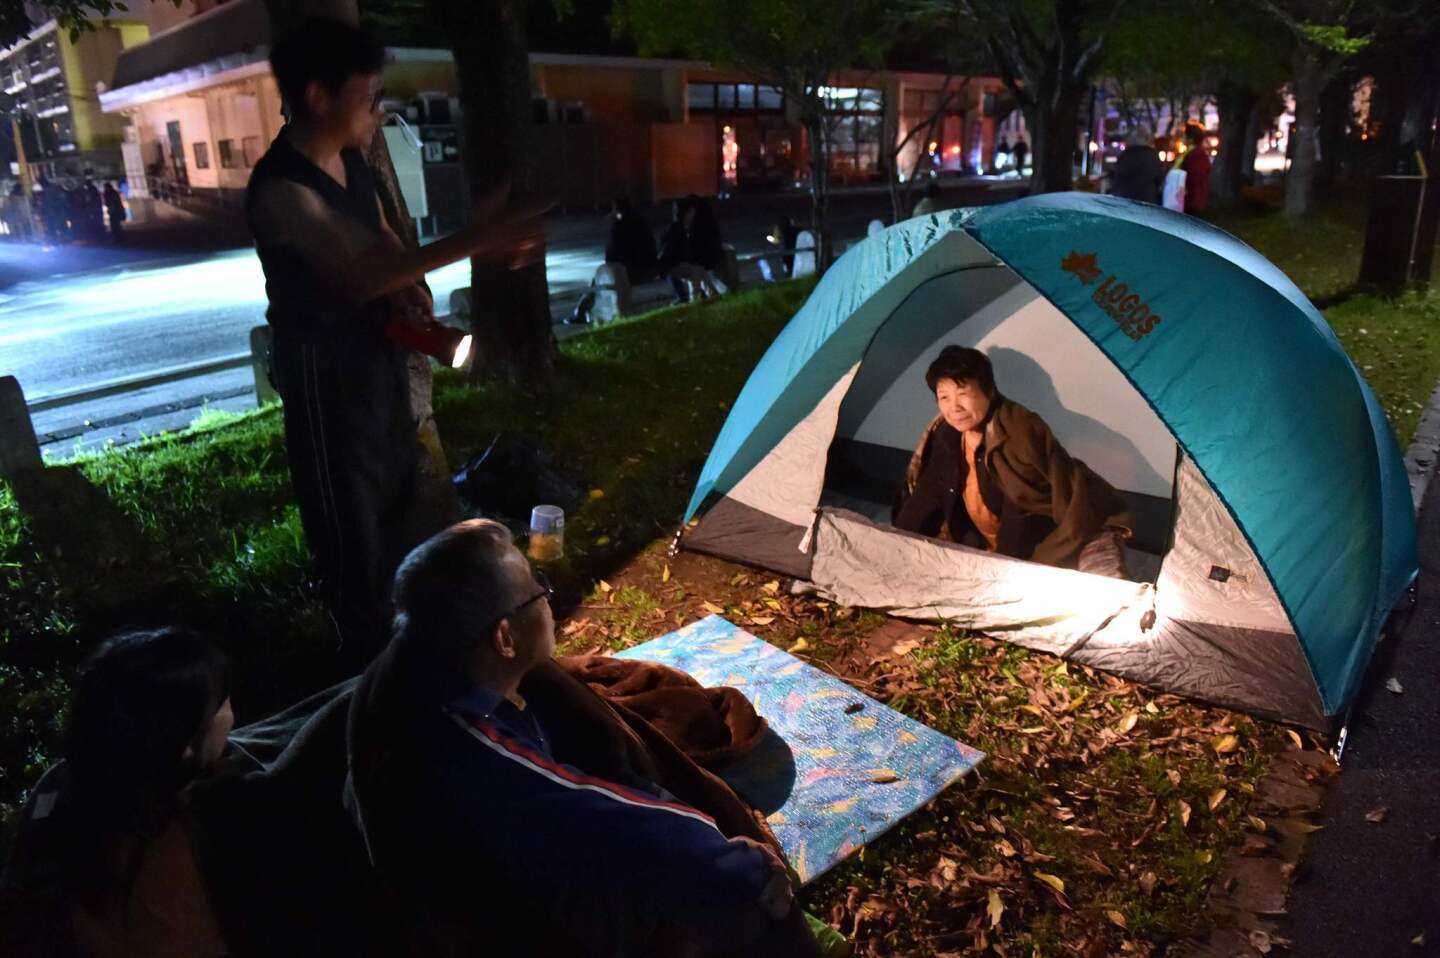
2, 16, 151, 182
98, 0, 1013, 222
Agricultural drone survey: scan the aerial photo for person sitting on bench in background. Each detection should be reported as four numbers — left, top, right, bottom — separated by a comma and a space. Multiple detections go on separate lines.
1, 628, 234, 957
347, 519, 804, 956
894, 345, 1133, 577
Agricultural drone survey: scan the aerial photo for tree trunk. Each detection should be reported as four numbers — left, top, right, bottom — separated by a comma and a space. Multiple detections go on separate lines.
1026, 83, 1085, 194
436, 0, 554, 386
1241, 100, 1265, 186
1316, 74, 1350, 189
804, 107, 832, 270
1284, 55, 1326, 218
262, 0, 356, 35
1212, 80, 1257, 205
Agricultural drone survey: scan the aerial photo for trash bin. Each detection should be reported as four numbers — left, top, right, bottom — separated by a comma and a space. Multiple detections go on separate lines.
1359, 175, 1430, 292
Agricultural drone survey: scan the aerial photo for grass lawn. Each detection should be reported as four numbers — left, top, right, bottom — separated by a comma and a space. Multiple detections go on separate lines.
1, 199, 1435, 955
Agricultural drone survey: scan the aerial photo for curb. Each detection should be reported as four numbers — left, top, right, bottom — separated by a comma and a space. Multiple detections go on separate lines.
1403, 377, 1440, 511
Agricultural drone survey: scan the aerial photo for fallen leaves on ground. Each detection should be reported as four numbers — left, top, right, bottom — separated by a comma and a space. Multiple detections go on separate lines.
559, 544, 1291, 957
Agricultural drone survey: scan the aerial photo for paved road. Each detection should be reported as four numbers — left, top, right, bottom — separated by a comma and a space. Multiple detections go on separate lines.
3, 181, 1021, 456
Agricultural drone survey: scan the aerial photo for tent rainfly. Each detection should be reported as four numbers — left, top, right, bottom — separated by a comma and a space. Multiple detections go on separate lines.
683, 194, 1417, 730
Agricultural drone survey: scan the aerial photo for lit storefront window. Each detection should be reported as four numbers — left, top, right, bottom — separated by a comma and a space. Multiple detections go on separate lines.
821, 86, 883, 179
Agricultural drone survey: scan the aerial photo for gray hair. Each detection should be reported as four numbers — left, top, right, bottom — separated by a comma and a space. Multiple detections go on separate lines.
391, 519, 517, 671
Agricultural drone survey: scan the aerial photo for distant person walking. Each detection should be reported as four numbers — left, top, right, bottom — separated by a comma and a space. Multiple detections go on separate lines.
77, 178, 104, 241
1109, 127, 1164, 204
1012, 139, 1029, 173
1180, 124, 1212, 214
103, 182, 126, 242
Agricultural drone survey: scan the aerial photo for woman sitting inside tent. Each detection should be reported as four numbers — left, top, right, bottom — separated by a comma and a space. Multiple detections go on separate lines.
893, 345, 1133, 578
1, 628, 234, 956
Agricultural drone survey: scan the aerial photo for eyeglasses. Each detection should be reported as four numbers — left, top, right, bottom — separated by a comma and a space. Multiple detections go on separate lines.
490, 566, 552, 625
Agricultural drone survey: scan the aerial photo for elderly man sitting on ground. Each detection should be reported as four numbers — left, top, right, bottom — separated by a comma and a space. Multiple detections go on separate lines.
894, 345, 1133, 578
347, 519, 822, 957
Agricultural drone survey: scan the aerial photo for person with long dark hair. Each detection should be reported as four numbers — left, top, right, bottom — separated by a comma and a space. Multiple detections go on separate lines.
1, 628, 234, 956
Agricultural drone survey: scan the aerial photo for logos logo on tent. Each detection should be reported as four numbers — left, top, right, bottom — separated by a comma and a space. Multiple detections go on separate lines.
1061, 250, 1162, 342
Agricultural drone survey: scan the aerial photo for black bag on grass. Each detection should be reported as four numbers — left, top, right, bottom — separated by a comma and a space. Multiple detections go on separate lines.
452, 434, 583, 521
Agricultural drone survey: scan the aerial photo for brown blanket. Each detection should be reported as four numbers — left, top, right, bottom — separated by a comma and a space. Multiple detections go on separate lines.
558, 655, 768, 769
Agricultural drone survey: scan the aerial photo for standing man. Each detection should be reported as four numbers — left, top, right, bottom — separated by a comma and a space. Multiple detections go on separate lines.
246, 18, 544, 662
102, 182, 126, 242
1109, 127, 1164, 204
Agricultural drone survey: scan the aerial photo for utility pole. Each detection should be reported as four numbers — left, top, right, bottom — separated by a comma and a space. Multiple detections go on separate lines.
3, 98, 38, 241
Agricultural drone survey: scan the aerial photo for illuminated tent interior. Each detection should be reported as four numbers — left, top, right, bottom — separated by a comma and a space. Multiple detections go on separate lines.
682, 195, 1417, 730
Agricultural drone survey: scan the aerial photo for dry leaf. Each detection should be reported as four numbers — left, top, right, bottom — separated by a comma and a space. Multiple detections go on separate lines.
1386, 677, 1404, 694
762, 580, 780, 594
1289, 819, 1325, 834
1106, 910, 1128, 929
1365, 806, 1389, 824
987, 889, 1004, 929
870, 771, 900, 784
1178, 799, 1192, 828
598, 580, 612, 593
748, 615, 775, 626
702, 601, 724, 614
588, 488, 605, 499
1196, 849, 1213, 864
789, 638, 811, 653
1167, 769, 1182, 787
1035, 872, 1066, 895
1247, 815, 1269, 833
995, 839, 1017, 858
1117, 712, 1139, 734
1211, 734, 1240, 754
1286, 728, 1304, 750
1208, 788, 1227, 811
1249, 930, 1291, 954
1138, 871, 1157, 896
661, 565, 671, 583
891, 639, 922, 657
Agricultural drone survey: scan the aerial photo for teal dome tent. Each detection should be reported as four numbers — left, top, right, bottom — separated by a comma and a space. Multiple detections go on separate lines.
683, 193, 1417, 729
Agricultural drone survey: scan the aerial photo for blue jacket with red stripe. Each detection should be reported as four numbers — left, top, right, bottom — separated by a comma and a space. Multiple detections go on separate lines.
409, 679, 771, 944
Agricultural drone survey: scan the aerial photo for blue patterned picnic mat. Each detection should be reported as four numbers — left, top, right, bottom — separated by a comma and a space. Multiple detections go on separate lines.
614, 615, 984, 884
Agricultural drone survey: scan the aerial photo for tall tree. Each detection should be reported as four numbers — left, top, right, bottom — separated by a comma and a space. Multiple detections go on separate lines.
1249, 1, 1371, 217
948, 0, 1129, 194
427, 0, 555, 385
1105, 0, 1287, 204
616, 0, 894, 268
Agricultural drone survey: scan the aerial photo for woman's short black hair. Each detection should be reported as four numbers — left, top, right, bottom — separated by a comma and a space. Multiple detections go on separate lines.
269, 18, 386, 118
62, 627, 228, 898
925, 345, 996, 396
